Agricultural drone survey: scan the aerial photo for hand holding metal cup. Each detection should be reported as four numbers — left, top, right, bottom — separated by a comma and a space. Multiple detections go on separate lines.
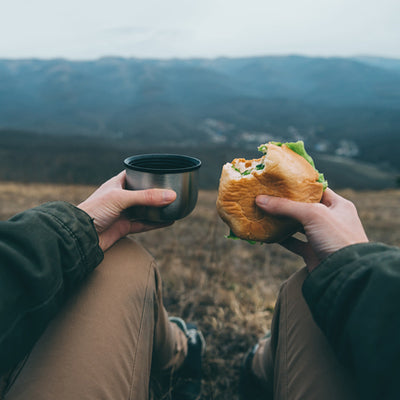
124, 154, 201, 222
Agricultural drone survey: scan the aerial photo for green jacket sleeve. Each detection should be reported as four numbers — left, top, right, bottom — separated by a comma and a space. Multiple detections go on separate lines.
303, 242, 400, 400
0, 201, 104, 374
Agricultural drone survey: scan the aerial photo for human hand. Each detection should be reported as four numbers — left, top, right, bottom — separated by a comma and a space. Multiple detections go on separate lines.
78, 171, 176, 252
255, 188, 369, 272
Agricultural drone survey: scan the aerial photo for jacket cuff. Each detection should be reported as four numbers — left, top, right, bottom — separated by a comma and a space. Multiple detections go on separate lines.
38, 201, 104, 276
302, 242, 391, 333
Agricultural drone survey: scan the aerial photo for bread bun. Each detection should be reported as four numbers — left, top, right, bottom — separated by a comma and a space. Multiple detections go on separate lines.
216, 143, 324, 243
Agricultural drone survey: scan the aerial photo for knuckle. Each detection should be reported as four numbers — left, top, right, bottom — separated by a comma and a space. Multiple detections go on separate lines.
143, 190, 155, 204
109, 188, 121, 202
343, 198, 357, 212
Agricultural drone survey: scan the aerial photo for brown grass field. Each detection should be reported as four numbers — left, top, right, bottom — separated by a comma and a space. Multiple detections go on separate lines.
1, 182, 399, 399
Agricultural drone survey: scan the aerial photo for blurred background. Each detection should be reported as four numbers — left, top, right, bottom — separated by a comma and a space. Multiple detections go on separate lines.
1, 1, 400, 398
0, 0, 399, 190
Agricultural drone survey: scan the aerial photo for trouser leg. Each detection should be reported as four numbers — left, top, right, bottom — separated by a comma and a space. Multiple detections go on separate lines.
5, 237, 187, 400
252, 267, 358, 400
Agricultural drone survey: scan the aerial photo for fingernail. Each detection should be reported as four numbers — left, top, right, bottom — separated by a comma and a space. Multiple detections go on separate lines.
256, 195, 269, 206
163, 191, 176, 202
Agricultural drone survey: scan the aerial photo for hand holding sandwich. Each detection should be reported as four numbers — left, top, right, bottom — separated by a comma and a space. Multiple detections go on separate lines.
256, 188, 369, 272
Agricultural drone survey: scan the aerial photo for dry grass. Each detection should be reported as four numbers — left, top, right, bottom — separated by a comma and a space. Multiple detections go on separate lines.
1, 182, 399, 399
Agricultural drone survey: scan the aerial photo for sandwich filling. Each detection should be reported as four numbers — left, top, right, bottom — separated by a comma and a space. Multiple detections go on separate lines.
229, 140, 327, 189
231, 156, 266, 177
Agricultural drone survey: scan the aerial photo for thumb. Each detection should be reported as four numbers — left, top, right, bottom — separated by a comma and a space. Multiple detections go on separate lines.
118, 188, 177, 210
255, 195, 321, 225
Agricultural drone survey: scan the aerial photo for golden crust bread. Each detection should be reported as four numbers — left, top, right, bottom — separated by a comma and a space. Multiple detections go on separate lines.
216, 143, 324, 243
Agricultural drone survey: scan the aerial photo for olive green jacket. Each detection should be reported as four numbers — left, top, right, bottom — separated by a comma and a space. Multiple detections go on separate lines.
303, 242, 400, 400
0, 202, 103, 375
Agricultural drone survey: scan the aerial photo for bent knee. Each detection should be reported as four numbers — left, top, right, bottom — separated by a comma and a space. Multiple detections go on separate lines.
100, 236, 157, 285
280, 266, 308, 296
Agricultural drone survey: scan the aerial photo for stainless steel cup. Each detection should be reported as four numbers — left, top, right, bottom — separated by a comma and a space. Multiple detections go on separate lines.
124, 154, 201, 222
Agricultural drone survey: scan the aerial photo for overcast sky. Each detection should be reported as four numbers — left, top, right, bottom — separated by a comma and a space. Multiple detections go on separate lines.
1, 0, 399, 60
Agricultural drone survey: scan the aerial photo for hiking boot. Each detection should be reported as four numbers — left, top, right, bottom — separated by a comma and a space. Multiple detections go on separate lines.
169, 317, 206, 400
239, 332, 272, 400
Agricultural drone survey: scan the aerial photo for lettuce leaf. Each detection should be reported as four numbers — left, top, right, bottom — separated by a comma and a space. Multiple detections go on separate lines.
225, 230, 259, 245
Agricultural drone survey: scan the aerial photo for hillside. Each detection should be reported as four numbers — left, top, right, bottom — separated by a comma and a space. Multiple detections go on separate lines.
0, 182, 399, 399
0, 130, 398, 191
0, 55, 400, 173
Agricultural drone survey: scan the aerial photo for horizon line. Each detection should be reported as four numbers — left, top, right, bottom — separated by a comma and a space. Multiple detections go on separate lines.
1, 53, 400, 63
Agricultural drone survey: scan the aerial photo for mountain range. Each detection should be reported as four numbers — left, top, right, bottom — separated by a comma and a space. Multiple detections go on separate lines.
0, 55, 399, 188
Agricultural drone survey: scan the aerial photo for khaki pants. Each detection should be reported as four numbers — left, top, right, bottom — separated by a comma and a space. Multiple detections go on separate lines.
4, 238, 187, 400
5, 240, 357, 400
252, 267, 358, 400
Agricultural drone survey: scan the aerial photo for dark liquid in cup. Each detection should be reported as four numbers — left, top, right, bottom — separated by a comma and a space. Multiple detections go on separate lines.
125, 154, 201, 174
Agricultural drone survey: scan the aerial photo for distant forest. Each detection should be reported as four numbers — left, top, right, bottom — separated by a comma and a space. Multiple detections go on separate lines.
0, 130, 398, 191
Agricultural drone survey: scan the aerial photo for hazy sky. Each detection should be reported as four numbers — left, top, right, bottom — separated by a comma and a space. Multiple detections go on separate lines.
1, 0, 399, 60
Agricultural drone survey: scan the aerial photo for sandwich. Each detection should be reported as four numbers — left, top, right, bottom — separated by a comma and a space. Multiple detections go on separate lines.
216, 141, 327, 243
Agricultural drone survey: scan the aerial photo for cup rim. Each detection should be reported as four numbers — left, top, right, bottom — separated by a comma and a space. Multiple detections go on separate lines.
124, 154, 201, 174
